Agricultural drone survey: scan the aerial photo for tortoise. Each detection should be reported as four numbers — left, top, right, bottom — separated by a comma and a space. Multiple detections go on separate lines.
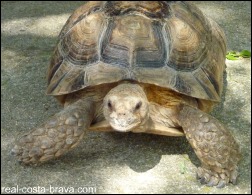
12, 1, 241, 188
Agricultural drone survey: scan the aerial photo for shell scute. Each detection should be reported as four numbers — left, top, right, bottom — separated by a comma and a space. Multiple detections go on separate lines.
47, 1, 226, 102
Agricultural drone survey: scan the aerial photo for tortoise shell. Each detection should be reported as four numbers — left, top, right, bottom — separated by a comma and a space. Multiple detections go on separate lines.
47, 1, 226, 102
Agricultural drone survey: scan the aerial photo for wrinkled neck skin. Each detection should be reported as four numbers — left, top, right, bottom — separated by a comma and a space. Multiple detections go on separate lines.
103, 82, 150, 132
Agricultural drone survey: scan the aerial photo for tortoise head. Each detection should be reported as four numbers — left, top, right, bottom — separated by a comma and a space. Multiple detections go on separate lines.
103, 83, 149, 132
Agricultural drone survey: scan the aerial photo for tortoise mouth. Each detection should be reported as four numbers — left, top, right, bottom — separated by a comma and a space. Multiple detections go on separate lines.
109, 119, 141, 132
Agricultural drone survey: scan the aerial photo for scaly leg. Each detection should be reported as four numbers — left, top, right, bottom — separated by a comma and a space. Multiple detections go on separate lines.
11, 98, 94, 164
178, 105, 241, 188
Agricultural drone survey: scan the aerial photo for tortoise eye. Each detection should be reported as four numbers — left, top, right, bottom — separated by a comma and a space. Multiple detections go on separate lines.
108, 100, 112, 109
135, 101, 142, 110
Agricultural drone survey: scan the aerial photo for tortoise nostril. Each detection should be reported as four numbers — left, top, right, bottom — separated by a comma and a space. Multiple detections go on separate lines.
118, 112, 126, 116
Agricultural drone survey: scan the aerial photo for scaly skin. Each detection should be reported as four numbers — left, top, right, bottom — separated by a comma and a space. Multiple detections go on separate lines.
11, 98, 94, 164
178, 105, 241, 188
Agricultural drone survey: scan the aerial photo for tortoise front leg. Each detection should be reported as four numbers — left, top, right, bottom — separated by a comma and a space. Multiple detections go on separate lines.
178, 105, 241, 188
11, 98, 94, 164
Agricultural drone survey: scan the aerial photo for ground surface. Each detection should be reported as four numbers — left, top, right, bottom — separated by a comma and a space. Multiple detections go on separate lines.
1, 1, 251, 194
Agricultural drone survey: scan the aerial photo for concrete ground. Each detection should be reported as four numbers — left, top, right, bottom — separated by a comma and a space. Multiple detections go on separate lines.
1, 1, 251, 194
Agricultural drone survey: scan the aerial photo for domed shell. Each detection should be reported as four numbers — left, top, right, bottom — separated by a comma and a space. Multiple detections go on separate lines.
47, 1, 226, 102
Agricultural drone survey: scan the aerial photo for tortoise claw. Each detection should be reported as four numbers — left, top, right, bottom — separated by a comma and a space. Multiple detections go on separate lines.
230, 166, 239, 185
206, 177, 219, 187
196, 166, 238, 188
230, 177, 237, 185
199, 177, 206, 184
216, 180, 227, 188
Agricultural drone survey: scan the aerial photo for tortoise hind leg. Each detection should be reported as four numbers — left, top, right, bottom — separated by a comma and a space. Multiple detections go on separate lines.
178, 105, 241, 188
11, 98, 94, 164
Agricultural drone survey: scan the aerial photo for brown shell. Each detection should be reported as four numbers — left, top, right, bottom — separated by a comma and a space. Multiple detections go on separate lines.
47, 1, 226, 102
